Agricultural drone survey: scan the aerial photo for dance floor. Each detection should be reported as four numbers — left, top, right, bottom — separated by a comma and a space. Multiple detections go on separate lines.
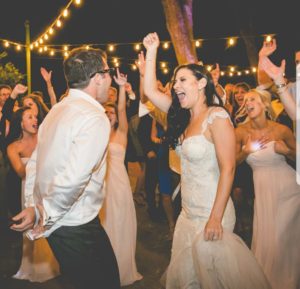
0, 161, 252, 289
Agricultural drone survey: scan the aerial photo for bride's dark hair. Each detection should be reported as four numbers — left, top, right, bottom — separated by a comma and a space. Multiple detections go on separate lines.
165, 63, 223, 149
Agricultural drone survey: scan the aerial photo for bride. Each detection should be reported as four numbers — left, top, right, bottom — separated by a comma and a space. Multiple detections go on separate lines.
142, 32, 270, 289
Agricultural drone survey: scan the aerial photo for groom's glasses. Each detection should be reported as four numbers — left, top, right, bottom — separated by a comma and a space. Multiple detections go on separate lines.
89, 68, 116, 78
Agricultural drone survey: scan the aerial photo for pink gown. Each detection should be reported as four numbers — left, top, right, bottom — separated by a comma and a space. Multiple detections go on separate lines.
247, 141, 300, 289
100, 143, 142, 286
13, 158, 60, 282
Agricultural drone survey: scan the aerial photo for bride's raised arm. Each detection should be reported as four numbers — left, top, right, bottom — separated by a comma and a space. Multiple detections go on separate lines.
143, 32, 172, 113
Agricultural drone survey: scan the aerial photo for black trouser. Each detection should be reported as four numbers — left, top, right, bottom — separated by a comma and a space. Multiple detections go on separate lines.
47, 217, 120, 289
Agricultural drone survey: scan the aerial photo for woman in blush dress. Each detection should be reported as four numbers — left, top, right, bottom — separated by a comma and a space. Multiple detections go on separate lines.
6, 106, 59, 282
142, 32, 271, 289
100, 69, 142, 286
236, 88, 300, 289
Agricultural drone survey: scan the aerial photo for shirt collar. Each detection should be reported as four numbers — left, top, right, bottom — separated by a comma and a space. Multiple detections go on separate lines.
68, 88, 105, 113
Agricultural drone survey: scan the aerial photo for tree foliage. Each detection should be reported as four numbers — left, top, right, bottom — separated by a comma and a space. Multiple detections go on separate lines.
0, 51, 25, 86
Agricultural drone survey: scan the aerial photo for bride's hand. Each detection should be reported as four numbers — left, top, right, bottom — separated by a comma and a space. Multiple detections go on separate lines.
204, 218, 223, 241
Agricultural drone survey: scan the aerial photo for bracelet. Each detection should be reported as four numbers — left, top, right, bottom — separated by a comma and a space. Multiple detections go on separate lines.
275, 82, 287, 89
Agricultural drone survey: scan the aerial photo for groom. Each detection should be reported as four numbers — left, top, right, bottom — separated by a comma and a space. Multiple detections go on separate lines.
11, 47, 120, 289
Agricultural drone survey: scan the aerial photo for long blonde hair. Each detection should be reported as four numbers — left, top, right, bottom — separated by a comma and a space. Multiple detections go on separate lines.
235, 88, 277, 122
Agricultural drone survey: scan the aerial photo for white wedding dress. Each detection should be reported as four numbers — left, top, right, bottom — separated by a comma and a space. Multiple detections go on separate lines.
13, 158, 60, 282
166, 108, 271, 289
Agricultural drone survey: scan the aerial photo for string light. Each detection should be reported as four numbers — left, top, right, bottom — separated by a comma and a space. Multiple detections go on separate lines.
195, 40, 202, 48
108, 44, 115, 52
265, 35, 273, 43
163, 42, 169, 49
134, 43, 141, 51
30, 0, 83, 48
63, 9, 69, 17
56, 19, 62, 28
228, 37, 236, 47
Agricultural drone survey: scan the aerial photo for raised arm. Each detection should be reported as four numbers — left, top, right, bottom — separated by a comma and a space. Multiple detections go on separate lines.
257, 39, 277, 85
40, 67, 57, 107
1, 84, 27, 121
143, 32, 172, 112
114, 68, 128, 134
259, 56, 296, 121
135, 51, 147, 104
211, 63, 226, 103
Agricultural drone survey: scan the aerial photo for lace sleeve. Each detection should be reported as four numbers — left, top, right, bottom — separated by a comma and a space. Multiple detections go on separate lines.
201, 108, 232, 133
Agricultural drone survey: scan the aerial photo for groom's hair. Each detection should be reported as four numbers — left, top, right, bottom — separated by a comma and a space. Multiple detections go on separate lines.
63, 47, 107, 89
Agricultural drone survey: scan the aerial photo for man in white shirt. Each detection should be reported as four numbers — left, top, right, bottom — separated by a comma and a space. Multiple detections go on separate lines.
10, 47, 120, 289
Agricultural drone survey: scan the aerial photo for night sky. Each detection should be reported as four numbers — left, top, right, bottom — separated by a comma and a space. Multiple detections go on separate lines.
0, 0, 298, 99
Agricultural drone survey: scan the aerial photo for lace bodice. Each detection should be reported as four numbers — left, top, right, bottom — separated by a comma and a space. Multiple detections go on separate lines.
176, 108, 235, 222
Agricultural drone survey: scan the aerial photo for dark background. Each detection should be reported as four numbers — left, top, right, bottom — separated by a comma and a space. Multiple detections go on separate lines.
0, 0, 298, 101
